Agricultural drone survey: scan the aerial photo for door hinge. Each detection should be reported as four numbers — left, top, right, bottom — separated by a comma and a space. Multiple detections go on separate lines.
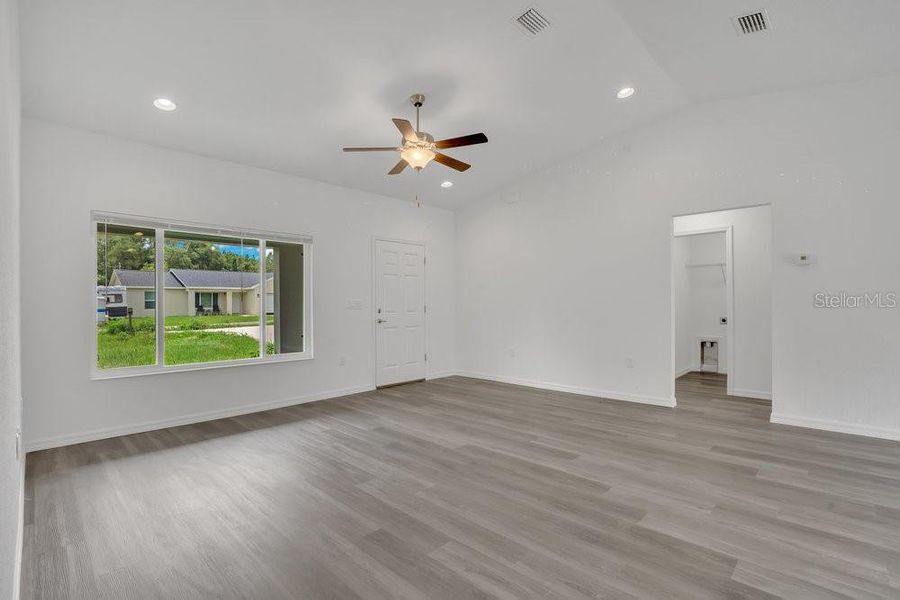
424, 353, 428, 362
424, 304, 427, 313
423, 256, 426, 265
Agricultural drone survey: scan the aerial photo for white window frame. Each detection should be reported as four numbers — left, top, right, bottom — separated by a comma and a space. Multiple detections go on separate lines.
91, 211, 313, 379
144, 290, 156, 310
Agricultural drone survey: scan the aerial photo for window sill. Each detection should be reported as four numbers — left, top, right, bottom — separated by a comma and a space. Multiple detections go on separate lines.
90, 352, 313, 380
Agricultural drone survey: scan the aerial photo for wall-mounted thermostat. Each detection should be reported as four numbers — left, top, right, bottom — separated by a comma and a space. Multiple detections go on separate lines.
794, 253, 812, 266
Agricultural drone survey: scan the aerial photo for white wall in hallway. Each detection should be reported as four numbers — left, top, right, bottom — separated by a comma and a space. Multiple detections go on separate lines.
672, 235, 693, 377
456, 72, 900, 438
20, 119, 457, 450
674, 206, 773, 398
0, 0, 23, 596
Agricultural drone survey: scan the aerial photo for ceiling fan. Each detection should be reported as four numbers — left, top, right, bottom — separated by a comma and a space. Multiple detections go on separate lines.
343, 94, 488, 175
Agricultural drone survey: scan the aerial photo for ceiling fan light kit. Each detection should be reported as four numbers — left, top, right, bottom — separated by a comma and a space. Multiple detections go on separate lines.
343, 94, 488, 175
400, 146, 436, 171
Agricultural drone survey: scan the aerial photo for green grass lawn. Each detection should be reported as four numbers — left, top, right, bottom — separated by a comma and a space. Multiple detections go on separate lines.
101, 314, 273, 333
97, 331, 157, 368
164, 330, 261, 365
97, 318, 274, 369
164, 314, 273, 330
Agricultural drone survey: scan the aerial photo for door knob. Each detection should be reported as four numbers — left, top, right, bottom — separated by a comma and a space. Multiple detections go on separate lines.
376, 318, 386, 324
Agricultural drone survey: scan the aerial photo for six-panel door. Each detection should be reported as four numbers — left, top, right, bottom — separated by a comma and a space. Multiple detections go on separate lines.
375, 240, 425, 387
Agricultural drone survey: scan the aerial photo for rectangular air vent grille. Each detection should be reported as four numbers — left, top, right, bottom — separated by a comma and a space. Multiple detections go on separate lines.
515, 8, 550, 36
733, 10, 769, 35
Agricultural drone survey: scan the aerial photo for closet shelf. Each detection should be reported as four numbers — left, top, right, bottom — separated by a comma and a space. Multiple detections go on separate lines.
684, 262, 727, 283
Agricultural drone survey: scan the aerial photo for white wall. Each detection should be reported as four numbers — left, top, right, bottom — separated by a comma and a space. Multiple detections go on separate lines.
672, 235, 693, 376
0, 0, 22, 595
21, 119, 457, 450
673, 232, 728, 376
456, 72, 900, 438
674, 206, 773, 398
18, 70, 900, 459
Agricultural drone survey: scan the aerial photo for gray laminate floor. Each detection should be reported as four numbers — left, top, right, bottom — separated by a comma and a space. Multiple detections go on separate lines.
22, 374, 900, 599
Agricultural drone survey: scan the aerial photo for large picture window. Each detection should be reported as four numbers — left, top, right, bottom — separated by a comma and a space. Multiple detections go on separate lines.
94, 213, 312, 376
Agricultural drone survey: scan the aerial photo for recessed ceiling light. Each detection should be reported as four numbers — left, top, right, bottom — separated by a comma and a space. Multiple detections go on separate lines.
441, 181, 454, 188
153, 97, 177, 111
616, 87, 635, 99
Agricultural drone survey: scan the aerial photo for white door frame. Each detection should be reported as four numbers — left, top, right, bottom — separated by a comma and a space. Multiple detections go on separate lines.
671, 225, 735, 399
372, 237, 427, 388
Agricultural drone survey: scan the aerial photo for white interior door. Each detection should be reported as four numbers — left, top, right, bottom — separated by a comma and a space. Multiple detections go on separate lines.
375, 240, 425, 387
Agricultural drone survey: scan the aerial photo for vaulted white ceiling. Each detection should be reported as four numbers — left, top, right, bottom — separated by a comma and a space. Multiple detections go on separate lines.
610, 0, 900, 103
20, 1, 900, 209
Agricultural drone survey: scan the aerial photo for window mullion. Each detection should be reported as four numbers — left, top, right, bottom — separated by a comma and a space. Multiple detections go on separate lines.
155, 228, 165, 368
259, 239, 267, 359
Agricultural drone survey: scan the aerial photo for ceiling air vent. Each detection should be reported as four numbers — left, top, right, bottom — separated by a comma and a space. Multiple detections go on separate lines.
732, 10, 770, 35
515, 8, 551, 36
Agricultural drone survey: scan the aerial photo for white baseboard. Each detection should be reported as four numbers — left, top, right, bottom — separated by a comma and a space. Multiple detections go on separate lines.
456, 371, 676, 408
426, 369, 458, 380
673, 365, 695, 378
770, 413, 900, 441
732, 388, 772, 400
675, 366, 734, 378
24, 384, 375, 452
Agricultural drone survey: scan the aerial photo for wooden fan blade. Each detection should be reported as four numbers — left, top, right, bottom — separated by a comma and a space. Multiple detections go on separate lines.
342, 147, 397, 152
433, 152, 471, 172
388, 159, 408, 175
434, 132, 488, 150
392, 119, 419, 142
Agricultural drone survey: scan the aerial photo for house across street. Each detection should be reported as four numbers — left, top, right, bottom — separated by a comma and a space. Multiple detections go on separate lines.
98, 268, 274, 317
